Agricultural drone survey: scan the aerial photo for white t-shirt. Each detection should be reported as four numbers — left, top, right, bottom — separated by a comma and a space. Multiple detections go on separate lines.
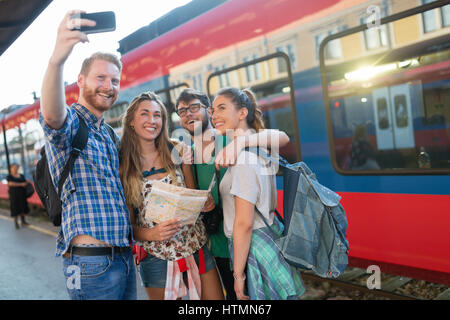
219, 149, 277, 238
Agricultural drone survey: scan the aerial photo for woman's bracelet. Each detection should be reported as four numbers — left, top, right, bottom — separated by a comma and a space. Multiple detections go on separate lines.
233, 272, 246, 281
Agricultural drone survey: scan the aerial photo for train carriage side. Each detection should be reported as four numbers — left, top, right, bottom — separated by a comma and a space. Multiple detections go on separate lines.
315, 1, 450, 283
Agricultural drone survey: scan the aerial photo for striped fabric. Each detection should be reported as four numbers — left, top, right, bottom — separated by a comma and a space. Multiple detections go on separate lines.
229, 216, 305, 300
164, 256, 201, 300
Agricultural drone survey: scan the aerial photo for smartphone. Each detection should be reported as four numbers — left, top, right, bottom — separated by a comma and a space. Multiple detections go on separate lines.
71, 11, 116, 34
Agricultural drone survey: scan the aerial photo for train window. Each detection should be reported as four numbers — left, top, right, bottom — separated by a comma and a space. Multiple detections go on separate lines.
0, 118, 43, 181
321, 2, 450, 174
377, 98, 390, 130
207, 52, 301, 165
394, 95, 408, 128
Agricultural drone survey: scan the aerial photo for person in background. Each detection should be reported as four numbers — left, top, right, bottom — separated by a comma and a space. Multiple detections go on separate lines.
7, 163, 31, 229
119, 91, 223, 300
211, 87, 305, 300
39, 10, 136, 300
175, 88, 290, 300
350, 124, 380, 170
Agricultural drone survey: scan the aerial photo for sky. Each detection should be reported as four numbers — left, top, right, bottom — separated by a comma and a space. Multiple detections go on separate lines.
0, 0, 192, 111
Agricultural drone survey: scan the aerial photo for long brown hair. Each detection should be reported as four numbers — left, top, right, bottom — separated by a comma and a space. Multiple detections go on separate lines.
215, 87, 265, 131
119, 91, 181, 208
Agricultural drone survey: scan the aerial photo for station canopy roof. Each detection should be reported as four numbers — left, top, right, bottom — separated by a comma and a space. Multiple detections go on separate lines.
0, 0, 52, 56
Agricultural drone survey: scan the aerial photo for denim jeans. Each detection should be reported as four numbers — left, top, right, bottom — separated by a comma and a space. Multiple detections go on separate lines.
62, 250, 137, 300
138, 244, 216, 288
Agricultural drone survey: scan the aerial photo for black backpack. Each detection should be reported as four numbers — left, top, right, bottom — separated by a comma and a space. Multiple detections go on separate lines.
34, 113, 117, 226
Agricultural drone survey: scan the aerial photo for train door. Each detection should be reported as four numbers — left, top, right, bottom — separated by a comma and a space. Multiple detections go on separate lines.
372, 84, 415, 150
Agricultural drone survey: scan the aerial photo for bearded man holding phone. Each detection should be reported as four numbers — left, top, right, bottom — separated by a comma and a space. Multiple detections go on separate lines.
39, 10, 137, 300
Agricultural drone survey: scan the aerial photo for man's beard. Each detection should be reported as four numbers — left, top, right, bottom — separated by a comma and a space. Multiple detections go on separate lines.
189, 116, 210, 136
81, 86, 117, 113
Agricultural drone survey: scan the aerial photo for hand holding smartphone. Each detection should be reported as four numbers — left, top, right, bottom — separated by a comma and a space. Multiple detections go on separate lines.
70, 11, 116, 34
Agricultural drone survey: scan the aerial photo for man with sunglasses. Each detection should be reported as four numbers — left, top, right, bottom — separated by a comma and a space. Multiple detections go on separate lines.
175, 88, 289, 300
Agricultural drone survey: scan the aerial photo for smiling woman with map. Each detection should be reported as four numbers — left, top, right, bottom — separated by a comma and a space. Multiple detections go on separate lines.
119, 91, 224, 300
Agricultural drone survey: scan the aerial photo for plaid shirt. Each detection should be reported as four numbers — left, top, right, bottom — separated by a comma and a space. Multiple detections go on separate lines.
39, 103, 132, 257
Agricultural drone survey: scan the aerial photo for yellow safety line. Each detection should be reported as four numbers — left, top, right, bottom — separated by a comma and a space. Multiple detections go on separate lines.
0, 214, 57, 237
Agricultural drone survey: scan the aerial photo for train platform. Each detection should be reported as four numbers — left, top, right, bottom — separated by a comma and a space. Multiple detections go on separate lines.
0, 207, 148, 300
0, 208, 68, 299
0, 207, 59, 237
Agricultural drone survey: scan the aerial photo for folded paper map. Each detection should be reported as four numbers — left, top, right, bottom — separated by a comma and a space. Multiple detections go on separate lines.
144, 174, 216, 225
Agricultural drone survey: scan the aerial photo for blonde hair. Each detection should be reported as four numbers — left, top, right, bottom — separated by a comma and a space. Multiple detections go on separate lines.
119, 91, 181, 208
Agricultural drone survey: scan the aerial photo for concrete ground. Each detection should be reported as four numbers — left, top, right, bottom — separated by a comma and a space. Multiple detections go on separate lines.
0, 208, 147, 300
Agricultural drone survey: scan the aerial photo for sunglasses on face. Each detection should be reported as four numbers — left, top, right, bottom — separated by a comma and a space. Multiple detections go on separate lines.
176, 103, 207, 117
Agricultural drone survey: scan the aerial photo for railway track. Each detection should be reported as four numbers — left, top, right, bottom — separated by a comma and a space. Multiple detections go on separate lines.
299, 267, 450, 300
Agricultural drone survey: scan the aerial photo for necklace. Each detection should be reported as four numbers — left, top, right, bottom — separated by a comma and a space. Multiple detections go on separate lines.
141, 154, 166, 178
142, 167, 167, 178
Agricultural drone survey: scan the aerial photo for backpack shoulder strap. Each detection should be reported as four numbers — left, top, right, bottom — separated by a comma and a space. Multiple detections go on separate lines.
104, 123, 119, 150
254, 207, 284, 239
243, 146, 290, 168
71, 113, 89, 152
56, 113, 89, 197
244, 146, 285, 232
